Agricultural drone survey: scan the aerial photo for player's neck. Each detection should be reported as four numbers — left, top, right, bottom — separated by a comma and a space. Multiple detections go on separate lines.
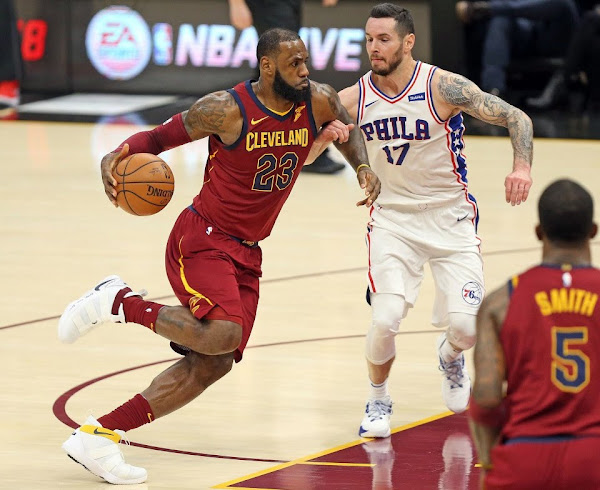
370, 57, 417, 96
542, 243, 593, 267
252, 79, 294, 113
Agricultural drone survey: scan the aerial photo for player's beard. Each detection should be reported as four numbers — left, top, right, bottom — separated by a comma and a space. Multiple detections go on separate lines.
273, 69, 311, 103
371, 48, 403, 76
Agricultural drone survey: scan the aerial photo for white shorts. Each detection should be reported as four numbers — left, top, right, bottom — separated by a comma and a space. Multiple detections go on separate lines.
366, 198, 485, 327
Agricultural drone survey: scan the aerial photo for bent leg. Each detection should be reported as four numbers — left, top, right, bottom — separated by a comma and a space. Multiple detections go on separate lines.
154, 306, 242, 355
142, 351, 235, 418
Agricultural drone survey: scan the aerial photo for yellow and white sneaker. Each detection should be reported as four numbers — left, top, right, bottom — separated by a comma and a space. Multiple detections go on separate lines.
62, 415, 147, 485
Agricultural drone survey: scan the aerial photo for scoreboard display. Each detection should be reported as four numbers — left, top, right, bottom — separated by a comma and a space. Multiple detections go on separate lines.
15, 0, 430, 95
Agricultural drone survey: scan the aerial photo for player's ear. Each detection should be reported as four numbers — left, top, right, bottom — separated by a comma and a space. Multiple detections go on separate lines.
535, 224, 543, 241
590, 223, 598, 239
404, 33, 415, 51
260, 56, 274, 76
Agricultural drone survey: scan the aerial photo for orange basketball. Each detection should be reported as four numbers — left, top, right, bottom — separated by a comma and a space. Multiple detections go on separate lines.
113, 153, 175, 216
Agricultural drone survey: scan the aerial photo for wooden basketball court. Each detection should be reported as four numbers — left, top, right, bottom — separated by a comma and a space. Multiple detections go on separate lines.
2, 119, 599, 489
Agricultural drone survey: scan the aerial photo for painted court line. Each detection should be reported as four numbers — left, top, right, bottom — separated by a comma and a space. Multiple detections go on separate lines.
213, 411, 453, 489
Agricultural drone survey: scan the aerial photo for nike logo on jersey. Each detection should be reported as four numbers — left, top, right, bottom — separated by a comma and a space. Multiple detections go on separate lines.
408, 92, 426, 102
457, 214, 470, 222
251, 116, 269, 125
365, 101, 377, 108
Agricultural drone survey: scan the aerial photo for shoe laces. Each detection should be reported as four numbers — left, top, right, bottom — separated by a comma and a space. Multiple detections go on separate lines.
365, 399, 392, 421
439, 358, 465, 389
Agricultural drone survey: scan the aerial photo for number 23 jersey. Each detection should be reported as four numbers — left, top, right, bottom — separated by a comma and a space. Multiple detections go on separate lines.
193, 80, 317, 242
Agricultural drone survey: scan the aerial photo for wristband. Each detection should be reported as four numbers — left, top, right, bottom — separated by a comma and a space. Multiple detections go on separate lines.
356, 163, 370, 173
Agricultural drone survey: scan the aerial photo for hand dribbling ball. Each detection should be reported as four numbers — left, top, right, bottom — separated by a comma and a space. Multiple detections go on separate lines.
113, 153, 175, 216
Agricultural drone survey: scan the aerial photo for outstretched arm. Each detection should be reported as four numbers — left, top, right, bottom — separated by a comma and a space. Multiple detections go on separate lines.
101, 91, 242, 206
468, 286, 509, 482
310, 81, 380, 206
435, 70, 533, 206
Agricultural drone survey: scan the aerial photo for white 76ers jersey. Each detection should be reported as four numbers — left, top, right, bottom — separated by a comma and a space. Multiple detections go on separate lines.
357, 61, 471, 210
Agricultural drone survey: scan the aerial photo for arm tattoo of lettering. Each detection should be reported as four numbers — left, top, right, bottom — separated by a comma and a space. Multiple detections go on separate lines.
185, 92, 234, 137
438, 73, 533, 164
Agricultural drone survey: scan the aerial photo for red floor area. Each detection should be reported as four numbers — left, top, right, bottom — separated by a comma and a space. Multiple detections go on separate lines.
225, 412, 480, 489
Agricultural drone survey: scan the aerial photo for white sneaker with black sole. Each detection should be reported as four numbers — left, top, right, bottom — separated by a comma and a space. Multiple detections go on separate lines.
62, 415, 147, 485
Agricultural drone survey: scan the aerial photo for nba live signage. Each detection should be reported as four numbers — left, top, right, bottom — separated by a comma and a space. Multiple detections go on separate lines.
85, 6, 364, 81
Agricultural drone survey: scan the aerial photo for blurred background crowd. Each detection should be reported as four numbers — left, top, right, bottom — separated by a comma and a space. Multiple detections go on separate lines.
1, 0, 599, 141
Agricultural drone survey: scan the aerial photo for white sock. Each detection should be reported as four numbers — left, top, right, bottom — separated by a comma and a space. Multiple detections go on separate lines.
439, 334, 462, 364
369, 379, 389, 400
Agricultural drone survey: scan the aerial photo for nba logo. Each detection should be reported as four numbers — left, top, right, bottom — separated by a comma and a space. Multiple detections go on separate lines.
152, 23, 172, 65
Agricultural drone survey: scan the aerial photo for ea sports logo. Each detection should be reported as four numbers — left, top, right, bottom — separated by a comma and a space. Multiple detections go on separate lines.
86, 6, 151, 80
462, 281, 483, 305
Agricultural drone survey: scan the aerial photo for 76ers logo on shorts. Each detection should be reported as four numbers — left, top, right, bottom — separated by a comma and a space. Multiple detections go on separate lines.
462, 282, 483, 305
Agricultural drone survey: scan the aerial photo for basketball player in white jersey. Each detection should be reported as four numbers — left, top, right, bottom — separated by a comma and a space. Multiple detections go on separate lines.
338, 3, 533, 437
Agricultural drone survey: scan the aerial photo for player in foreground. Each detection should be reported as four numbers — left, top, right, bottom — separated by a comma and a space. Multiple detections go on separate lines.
57, 27, 380, 485
469, 179, 600, 489
332, 3, 532, 438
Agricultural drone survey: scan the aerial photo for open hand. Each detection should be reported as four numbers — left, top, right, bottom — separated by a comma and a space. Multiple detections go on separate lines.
504, 166, 532, 206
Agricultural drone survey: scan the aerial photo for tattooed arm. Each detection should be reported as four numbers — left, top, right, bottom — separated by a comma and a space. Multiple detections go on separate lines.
100, 91, 242, 205
468, 285, 508, 475
182, 91, 243, 144
434, 70, 533, 206
310, 81, 381, 206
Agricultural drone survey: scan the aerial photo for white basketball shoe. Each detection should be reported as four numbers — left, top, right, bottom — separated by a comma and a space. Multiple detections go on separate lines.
437, 334, 471, 413
58, 275, 146, 343
62, 415, 147, 485
359, 396, 393, 438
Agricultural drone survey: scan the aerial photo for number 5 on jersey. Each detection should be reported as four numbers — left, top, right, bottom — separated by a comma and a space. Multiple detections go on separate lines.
551, 326, 590, 393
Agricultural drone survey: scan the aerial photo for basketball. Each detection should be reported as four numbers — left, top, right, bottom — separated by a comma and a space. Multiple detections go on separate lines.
113, 153, 175, 216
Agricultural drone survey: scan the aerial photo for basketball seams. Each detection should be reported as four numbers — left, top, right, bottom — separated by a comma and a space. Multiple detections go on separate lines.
113, 153, 174, 216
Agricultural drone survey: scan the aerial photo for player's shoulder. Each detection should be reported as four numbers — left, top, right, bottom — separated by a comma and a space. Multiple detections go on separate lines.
309, 80, 337, 102
184, 89, 242, 140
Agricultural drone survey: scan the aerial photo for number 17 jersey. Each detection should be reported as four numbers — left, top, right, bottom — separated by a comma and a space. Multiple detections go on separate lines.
357, 61, 470, 211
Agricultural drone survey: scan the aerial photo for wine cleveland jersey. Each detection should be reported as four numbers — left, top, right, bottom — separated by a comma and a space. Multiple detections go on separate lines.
193, 80, 318, 242
501, 264, 600, 440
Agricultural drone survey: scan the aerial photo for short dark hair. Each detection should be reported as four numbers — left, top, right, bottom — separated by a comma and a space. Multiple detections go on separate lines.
538, 179, 594, 244
257, 28, 301, 61
370, 3, 415, 37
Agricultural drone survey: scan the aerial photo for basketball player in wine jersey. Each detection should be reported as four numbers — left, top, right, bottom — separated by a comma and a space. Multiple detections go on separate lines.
470, 179, 600, 489
56, 28, 380, 484
335, 4, 533, 438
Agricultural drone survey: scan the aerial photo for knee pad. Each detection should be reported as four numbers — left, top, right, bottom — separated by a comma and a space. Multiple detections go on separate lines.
366, 294, 408, 365
446, 312, 477, 351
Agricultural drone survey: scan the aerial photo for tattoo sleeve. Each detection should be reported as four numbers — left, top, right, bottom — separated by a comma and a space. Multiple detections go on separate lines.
438, 72, 533, 165
183, 91, 236, 140
322, 85, 369, 171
